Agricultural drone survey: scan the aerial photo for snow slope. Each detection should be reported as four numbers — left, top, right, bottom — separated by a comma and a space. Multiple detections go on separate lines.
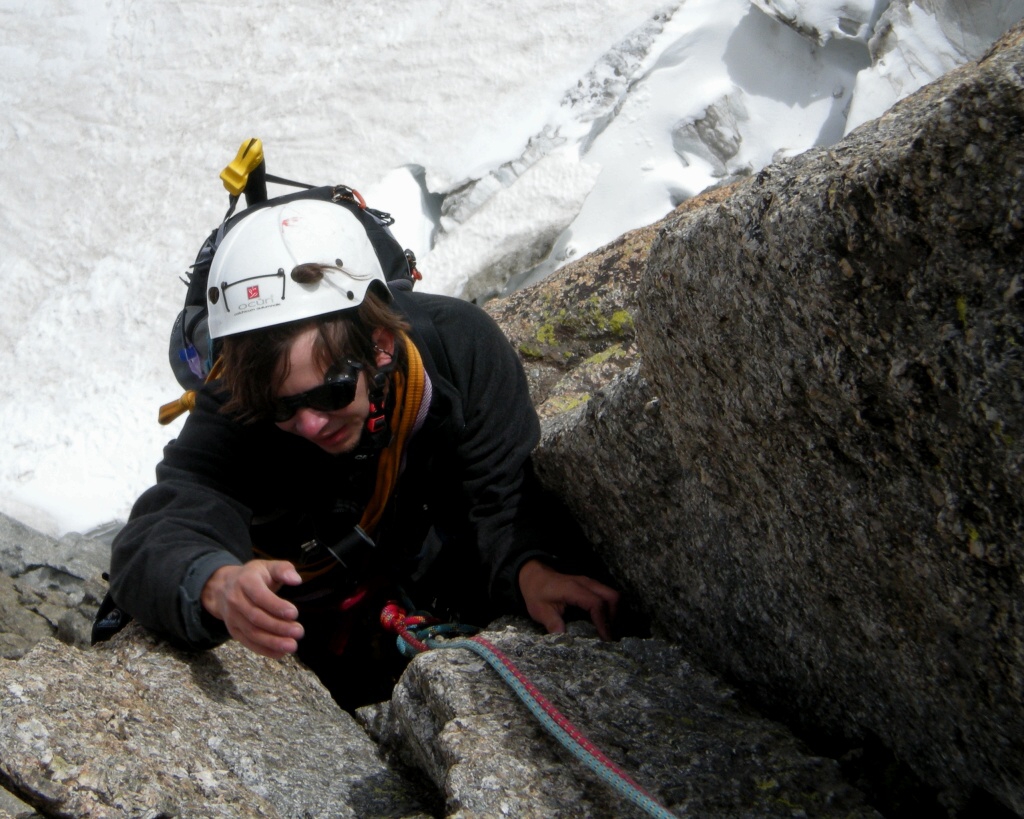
0, 0, 1020, 535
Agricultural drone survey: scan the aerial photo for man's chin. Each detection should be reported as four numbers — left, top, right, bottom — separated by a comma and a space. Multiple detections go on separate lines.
317, 424, 360, 454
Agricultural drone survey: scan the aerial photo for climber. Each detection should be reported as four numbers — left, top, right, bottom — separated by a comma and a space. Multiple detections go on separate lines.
105, 197, 619, 708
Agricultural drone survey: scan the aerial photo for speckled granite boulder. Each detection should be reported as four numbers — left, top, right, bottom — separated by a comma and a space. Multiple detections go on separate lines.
366, 621, 878, 818
530, 21, 1024, 816
0, 625, 432, 819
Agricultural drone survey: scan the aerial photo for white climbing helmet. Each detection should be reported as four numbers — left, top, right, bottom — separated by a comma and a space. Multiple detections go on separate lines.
206, 199, 389, 340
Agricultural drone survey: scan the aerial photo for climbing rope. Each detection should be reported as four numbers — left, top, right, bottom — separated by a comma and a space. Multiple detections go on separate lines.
380, 603, 677, 819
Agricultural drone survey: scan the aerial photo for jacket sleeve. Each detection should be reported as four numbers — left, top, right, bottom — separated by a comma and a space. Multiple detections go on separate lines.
108, 388, 262, 649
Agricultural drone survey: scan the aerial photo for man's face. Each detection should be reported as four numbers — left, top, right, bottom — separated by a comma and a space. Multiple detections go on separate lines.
273, 327, 371, 455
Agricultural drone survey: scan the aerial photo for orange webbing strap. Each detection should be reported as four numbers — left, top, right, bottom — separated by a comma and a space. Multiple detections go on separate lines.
157, 358, 226, 425
359, 332, 425, 536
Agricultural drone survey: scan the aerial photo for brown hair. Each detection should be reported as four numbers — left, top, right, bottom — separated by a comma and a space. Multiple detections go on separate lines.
219, 279, 409, 422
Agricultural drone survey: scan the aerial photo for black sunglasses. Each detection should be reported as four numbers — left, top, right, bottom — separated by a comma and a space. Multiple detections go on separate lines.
271, 361, 364, 423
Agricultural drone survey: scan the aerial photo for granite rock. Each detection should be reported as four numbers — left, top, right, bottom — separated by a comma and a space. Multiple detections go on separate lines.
369, 621, 879, 819
0, 514, 108, 658
532, 20, 1024, 816
0, 625, 432, 819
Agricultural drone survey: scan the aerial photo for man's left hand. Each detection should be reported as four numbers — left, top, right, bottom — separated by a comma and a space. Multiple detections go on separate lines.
518, 559, 620, 641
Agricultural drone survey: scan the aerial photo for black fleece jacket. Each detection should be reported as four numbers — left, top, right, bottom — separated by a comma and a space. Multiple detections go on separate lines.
109, 291, 549, 649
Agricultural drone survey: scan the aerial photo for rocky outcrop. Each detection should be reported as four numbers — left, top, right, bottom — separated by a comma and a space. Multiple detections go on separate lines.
526, 20, 1024, 817
487, 185, 735, 422
0, 624, 433, 818
0, 515, 107, 660
0, 518, 878, 817
365, 622, 878, 818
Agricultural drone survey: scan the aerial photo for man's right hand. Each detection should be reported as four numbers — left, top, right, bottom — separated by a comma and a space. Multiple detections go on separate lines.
200, 560, 304, 659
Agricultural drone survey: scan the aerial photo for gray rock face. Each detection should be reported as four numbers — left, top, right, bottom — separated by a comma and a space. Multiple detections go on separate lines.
0, 625, 432, 819
0, 611, 884, 819
0, 574, 54, 660
369, 622, 878, 819
0, 514, 108, 658
533, 21, 1024, 816
0, 518, 877, 818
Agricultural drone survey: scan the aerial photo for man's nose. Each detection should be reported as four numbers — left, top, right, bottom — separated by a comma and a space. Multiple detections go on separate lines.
292, 407, 330, 437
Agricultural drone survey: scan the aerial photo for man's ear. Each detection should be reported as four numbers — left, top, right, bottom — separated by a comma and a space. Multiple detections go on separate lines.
372, 328, 395, 367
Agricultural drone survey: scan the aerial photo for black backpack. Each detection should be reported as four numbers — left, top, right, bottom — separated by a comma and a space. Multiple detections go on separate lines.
163, 139, 419, 414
